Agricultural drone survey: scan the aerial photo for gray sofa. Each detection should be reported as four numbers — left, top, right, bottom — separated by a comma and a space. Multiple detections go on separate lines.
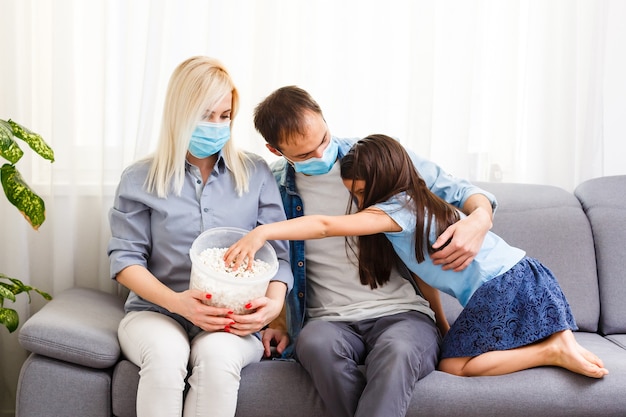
16, 175, 626, 417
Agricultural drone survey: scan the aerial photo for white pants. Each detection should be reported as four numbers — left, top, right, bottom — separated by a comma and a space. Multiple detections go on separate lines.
118, 311, 264, 417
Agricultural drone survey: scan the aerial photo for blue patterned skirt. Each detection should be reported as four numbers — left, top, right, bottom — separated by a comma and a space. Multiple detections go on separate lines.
440, 257, 578, 359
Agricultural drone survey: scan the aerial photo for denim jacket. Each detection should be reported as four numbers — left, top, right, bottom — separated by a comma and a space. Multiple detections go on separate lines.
270, 137, 497, 358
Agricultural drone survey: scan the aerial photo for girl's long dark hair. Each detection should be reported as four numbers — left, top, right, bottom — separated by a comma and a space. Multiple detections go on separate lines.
340, 134, 460, 289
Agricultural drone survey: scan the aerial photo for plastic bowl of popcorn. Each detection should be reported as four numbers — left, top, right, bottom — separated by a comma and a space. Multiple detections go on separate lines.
189, 227, 279, 314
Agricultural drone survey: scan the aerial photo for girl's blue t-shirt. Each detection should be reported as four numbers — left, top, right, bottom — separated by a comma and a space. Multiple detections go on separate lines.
375, 194, 525, 307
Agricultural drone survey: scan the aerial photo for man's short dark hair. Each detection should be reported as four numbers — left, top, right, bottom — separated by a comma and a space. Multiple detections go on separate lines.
253, 86, 324, 149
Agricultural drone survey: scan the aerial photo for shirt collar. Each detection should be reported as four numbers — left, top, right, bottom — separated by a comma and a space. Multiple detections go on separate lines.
185, 150, 228, 175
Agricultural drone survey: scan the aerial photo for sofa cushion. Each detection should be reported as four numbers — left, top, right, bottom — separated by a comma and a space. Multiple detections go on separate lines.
111, 358, 329, 417
606, 334, 626, 350
409, 332, 626, 417
112, 334, 626, 417
237, 360, 328, 417
476, 182, 600, 332
112, 360, 140, 417
574, 175, 626, 335
19, 287, 125, 368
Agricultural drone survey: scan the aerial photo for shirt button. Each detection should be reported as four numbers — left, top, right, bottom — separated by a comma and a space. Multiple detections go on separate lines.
298, 292, 304, 298
203, 208, 209, 213
197, 180, 201, 184
296, 205, 302, 211
297, 261, 304, 267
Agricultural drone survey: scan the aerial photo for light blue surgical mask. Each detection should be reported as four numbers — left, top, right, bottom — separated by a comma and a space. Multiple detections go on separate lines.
188, 121, 231, 158
288, 138, 339, 175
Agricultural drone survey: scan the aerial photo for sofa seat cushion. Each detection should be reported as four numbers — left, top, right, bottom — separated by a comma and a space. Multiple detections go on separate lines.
408, 332, 626, 417
606, 334, 626, 350
111, 333, 626, 417
19, 287, 125, 368
112, 360, 140, 417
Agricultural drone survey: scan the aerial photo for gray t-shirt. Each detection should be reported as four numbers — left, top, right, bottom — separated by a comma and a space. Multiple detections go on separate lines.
295, 161, 435, 322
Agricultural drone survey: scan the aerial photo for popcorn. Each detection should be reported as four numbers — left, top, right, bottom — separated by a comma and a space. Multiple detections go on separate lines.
190, 247, 273, 314
195, 247, 272, 279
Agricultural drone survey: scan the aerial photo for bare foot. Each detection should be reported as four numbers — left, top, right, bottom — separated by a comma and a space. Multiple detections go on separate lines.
547, 331, 608, 378
577, 343, 606, 369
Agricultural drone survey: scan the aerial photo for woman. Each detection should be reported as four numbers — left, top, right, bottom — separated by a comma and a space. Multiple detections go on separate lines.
224, 134, 608, 379
108, 56, 292, 417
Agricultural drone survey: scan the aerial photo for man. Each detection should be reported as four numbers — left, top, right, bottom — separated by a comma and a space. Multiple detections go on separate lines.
256, 86, 496, 417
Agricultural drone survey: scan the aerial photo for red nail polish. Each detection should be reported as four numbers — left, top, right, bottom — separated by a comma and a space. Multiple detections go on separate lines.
228, 311, 234, 315
206, 294, 212, 299
224, 326, 230, 332
245, 303, 252, 309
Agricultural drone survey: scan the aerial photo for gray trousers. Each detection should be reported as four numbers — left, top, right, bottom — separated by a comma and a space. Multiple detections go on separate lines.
295, 311, 440, 417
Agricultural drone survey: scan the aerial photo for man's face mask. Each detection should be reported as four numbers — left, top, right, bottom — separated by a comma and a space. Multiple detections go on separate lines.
188, 121, 231, 158
289, 138, 339, 175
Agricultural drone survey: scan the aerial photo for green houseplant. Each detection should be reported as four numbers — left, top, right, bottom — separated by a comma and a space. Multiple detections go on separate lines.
0, 118, 53, 332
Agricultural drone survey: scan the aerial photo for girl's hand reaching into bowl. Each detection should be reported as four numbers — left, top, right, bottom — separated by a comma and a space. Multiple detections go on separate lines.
223, 228, 268, 270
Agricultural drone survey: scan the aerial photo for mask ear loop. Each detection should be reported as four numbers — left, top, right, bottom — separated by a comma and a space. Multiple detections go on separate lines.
277, 151, 297, 169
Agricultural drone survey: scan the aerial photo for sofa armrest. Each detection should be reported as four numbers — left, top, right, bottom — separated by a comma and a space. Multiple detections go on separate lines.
18, 287, 126, 369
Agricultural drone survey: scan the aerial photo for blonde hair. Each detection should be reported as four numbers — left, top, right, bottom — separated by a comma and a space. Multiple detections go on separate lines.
145, 56, 250, 198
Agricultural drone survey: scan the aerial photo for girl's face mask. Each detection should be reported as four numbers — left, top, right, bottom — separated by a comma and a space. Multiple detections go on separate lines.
188, 121, 231, 158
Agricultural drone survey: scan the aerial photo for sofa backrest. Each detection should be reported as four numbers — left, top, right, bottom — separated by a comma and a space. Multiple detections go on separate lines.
471, 181, 600, 332
574, 175, 626, 335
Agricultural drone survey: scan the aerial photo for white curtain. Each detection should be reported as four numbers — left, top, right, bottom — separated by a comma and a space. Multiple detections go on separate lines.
1, 0, 625, 414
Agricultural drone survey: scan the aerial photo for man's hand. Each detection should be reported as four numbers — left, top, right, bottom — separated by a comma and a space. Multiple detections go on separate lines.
260, 328, 290, 357
431, 198, 493, 271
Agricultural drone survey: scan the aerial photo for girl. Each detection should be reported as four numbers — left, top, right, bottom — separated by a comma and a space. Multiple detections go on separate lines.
224, 134, 608, 379
108, 56, 292, 417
